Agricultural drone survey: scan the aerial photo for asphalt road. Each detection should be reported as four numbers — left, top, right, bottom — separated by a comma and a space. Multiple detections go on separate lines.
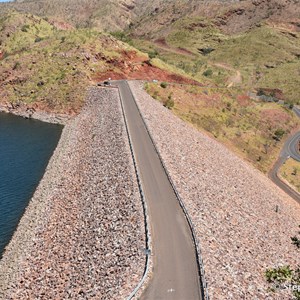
269, 107, 300, 203
116, 81, 202, 300
282, 132, 300, 162
293, 106, 300, 118
269, 156, 300, 203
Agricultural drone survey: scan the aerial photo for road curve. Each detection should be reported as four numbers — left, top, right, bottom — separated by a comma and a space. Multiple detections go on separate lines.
284, 132, 300, 162
269, 156, 300, 203
269, 107, 300, 203
116, 80, 202, 300
293, 106, 300, 119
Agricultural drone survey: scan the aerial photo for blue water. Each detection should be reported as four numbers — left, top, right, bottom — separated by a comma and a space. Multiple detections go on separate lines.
0, 112, 62, 257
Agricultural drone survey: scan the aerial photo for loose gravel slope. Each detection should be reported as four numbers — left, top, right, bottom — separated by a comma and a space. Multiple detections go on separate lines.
0, 87, 145, 299
129, 81, 300, 300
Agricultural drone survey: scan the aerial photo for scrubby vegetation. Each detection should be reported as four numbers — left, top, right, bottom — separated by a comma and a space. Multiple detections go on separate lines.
0, 12, 144, 112
0, 1, 299, 175
0, 0, 137, 31
2, 1, 300, 107
163, 94, 174, 110
145, 82, 300, 173
130, 15, 300, 105
279, 159, 300, 193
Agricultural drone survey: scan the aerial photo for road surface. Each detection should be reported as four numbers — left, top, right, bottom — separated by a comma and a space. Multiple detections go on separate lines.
269, 107, 300, 203
282, 132, 300, 162
269, 156, 300, 203
116, 80, 202, 300
293, 106, 300, 119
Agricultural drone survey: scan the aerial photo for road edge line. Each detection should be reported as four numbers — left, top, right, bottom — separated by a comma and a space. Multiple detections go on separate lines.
126, 80, 210, 300
116, 85, 152, 300
268, 156, 300, 203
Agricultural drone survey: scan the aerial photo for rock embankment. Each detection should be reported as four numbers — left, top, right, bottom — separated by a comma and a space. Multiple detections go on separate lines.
129, 81, 300, 300
0, 87, 145, 299
0, 102, 71, 125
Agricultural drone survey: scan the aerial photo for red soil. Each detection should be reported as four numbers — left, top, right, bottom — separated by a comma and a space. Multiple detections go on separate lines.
261, 109, 291, 127
154, 38, 195, 57
236, 94, 252, 107
49, 19, 74, 30
93, 50, 201, 85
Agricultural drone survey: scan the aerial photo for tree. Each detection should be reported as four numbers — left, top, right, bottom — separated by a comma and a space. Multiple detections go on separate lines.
203, 69, 213, 77
273, 128, 285, 141
163, 94, 174, 109
160, 82, 167, 88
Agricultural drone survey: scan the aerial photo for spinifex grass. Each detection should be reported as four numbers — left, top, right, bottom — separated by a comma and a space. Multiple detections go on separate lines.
145, 82, 300, 173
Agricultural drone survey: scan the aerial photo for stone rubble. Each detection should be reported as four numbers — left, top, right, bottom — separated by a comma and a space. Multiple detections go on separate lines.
0, 87, 145, 299
0, 103, 71, 125
129, 80, 300, 300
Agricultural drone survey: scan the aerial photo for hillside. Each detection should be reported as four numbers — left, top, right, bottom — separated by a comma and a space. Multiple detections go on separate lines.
2, 0, 299, 35
0, 1, 299, 173
130, 0, 300, 37
0, 2, 299, 299
0, 11, 195, 114
2, 0, 299, 104
0, 0, 139, 31
0, 11, 131, 113
133, 20, 300, 172
129, 0, 300, 105
122, 0, 300, 173
0, 1, 299, 174
145, 81, 300, 173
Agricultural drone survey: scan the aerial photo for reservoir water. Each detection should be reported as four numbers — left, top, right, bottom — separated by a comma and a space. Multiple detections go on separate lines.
0, 112, 62, 257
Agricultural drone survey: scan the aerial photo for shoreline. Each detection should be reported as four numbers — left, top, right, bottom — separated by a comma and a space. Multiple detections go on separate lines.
0, 103, 72, 125
0, 111, 72, 296
0, 88, 145, 299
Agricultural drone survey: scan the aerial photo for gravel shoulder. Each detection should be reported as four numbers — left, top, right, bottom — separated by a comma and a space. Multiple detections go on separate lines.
0, 87, 145, 299
129, 80, 300, 300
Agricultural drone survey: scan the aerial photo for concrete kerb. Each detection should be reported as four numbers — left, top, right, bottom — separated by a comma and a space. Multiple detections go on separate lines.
114, 86, 152, 300
126, 80, 210, 300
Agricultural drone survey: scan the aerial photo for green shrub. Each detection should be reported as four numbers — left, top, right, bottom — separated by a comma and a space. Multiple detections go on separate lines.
273, 128, 286, 141
152, 91, 159, 99
265, 265, 293, 284
291, 236, 300, 248
35, 37, 43, 43
148, 50, 158, 59
110, 31, 132, 44
226, 102, 232, 111
13, 61, 20, 70
164, 97, 174, 109
21, 25, 30, 32
265, 226, 300, 299
198, 47, 215, 56
160, 82, 168, 88
265, 265, 300, 300
291, 226, 300, 248
203, 69, 213, 77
